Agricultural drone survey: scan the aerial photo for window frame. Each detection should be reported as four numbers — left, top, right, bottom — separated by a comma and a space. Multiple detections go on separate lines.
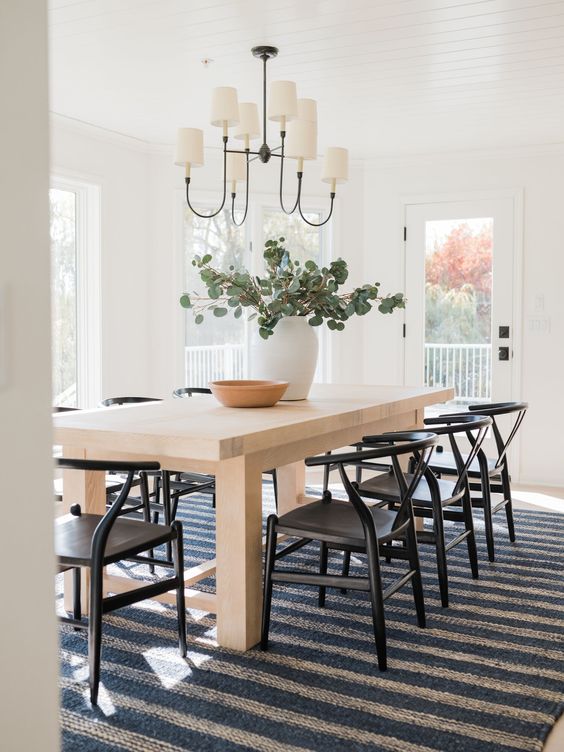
174, 188, 334, 388
50, 174, 101, 408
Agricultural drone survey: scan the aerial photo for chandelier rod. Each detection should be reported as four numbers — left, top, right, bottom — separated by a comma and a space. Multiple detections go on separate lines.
262, 54, 268, 148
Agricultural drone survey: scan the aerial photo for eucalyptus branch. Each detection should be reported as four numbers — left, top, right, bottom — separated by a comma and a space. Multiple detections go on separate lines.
180, 237, 405, 339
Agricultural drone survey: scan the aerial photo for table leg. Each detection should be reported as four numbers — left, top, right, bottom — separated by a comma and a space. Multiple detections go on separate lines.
215, 454, 263, 650
275, 460, 306, 515
62, 447, 105, 613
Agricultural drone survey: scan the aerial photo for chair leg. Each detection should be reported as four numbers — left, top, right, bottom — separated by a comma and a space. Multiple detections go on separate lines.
431, 503, 449, 608
318, 541, 328, 607
88, 566, 104, 705
340, 550, 351, 594
261, 515, 278, 650
271, 469, 278, 512
406, 517, 426, 628
172, 521, 187, 657
366, 539, 387, 670
481, 477, 496, 562
140, 472, 155, 574
462, 489, 479, 579
502, 465, 516, 543
72, 567, 82, 626
162, 471, 173, 564
322, 451, 331, 493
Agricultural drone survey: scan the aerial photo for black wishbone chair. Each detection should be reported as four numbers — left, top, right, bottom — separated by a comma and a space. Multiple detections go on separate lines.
173, 386, 279, 509
357, 415, 491, 607
261, 431, 438, 671
55, 458, 187, 705
429, 401, 528, 562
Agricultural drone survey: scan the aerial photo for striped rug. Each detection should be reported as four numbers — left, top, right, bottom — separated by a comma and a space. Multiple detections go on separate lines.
59, 484, 564, 751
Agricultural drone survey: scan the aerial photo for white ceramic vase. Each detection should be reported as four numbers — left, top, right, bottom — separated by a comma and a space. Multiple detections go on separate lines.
249, 316, 319, 400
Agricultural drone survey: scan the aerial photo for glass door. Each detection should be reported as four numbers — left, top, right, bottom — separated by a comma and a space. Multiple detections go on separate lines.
404, 197, 517, 427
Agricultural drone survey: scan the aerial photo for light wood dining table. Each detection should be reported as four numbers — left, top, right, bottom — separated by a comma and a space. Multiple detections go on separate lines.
53, 383, 453, 651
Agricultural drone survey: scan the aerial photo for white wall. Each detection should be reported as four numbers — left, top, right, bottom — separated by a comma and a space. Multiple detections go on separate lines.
362, 148, 564, 487
0, 1, 60, 748
50, 119, 153, 401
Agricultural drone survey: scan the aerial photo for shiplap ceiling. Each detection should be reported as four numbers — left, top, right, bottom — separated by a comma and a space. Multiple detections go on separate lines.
48, 0, 564, 157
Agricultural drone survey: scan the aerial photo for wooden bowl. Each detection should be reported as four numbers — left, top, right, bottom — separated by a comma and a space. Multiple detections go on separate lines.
209, 380, 289, 408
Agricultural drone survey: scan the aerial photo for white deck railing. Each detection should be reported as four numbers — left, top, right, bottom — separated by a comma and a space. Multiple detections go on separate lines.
185, 343, 245, 388
185, 342, 491, 400
425, 343, 491, 401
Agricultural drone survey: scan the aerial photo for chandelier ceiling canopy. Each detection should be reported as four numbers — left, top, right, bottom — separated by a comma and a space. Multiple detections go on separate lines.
175, 45, 349, 227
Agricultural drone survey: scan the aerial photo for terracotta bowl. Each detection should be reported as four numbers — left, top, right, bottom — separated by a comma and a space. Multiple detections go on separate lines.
209, 380, 289, 408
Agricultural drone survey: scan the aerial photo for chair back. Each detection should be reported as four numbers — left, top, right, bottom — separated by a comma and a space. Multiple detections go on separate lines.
424, 414, 491, 497
100, 397, 161, 407
467, 401, 527, 470
56, 458, 160, 567
173, 387, 212, 398
305, 432, 438, 541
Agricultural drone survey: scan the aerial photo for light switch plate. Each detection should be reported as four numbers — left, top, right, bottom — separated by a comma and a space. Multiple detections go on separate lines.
528, 316, 551, 334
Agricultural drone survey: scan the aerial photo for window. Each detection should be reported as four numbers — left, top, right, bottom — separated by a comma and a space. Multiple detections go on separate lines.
183, 205, 249, 386
50, 177, 101, 407
50, 188, 78, 406
181, 197, 331, 388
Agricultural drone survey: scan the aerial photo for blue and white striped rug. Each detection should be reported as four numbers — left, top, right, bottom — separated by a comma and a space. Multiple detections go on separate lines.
59, 484, 564, 751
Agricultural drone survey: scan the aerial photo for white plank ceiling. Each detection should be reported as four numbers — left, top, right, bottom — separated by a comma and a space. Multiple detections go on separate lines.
48, 0, 564, 156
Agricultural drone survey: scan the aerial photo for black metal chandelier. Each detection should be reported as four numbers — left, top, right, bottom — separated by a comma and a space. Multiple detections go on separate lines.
175, 45, 348, 227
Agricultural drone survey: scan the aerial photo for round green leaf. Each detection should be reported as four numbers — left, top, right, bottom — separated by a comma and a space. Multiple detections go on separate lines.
213, 307, 228, 317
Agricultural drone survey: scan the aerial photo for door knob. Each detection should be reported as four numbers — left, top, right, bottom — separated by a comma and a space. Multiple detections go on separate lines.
498, 346, 510, 361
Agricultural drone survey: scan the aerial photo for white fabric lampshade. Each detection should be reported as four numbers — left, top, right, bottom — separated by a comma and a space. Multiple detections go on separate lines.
284, 119, 317, 161
174, 128, 204, 167
234, 102, 260, 141
297, 98, 317, 123
322, 147, 349, 184
268, 80, 297, 122
210, 87, 239, 127
226, 152, 247, 183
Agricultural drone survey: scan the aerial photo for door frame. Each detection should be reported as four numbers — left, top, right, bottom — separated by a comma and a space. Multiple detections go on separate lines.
399, 188, 524, 477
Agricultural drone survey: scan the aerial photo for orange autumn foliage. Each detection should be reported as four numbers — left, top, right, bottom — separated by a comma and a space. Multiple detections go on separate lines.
425, 223, 492, 294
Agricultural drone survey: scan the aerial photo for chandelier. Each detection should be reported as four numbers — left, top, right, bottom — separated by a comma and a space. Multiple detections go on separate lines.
174, 45, 349, 227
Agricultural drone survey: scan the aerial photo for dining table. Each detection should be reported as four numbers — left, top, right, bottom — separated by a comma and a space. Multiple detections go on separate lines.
53, 383, 453, 651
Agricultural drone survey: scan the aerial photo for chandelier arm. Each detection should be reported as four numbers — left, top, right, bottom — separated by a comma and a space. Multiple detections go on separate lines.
278, 136, 299, 215
185, 138, 228, 218
297, 172, 336, 227
231, 153, 250, 227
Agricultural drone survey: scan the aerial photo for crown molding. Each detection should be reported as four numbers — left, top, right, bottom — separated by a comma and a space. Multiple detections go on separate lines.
364, 142, 564, 168
55, 111, 564, 168
49, 112, 171, 154
49, 112, 365, 169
